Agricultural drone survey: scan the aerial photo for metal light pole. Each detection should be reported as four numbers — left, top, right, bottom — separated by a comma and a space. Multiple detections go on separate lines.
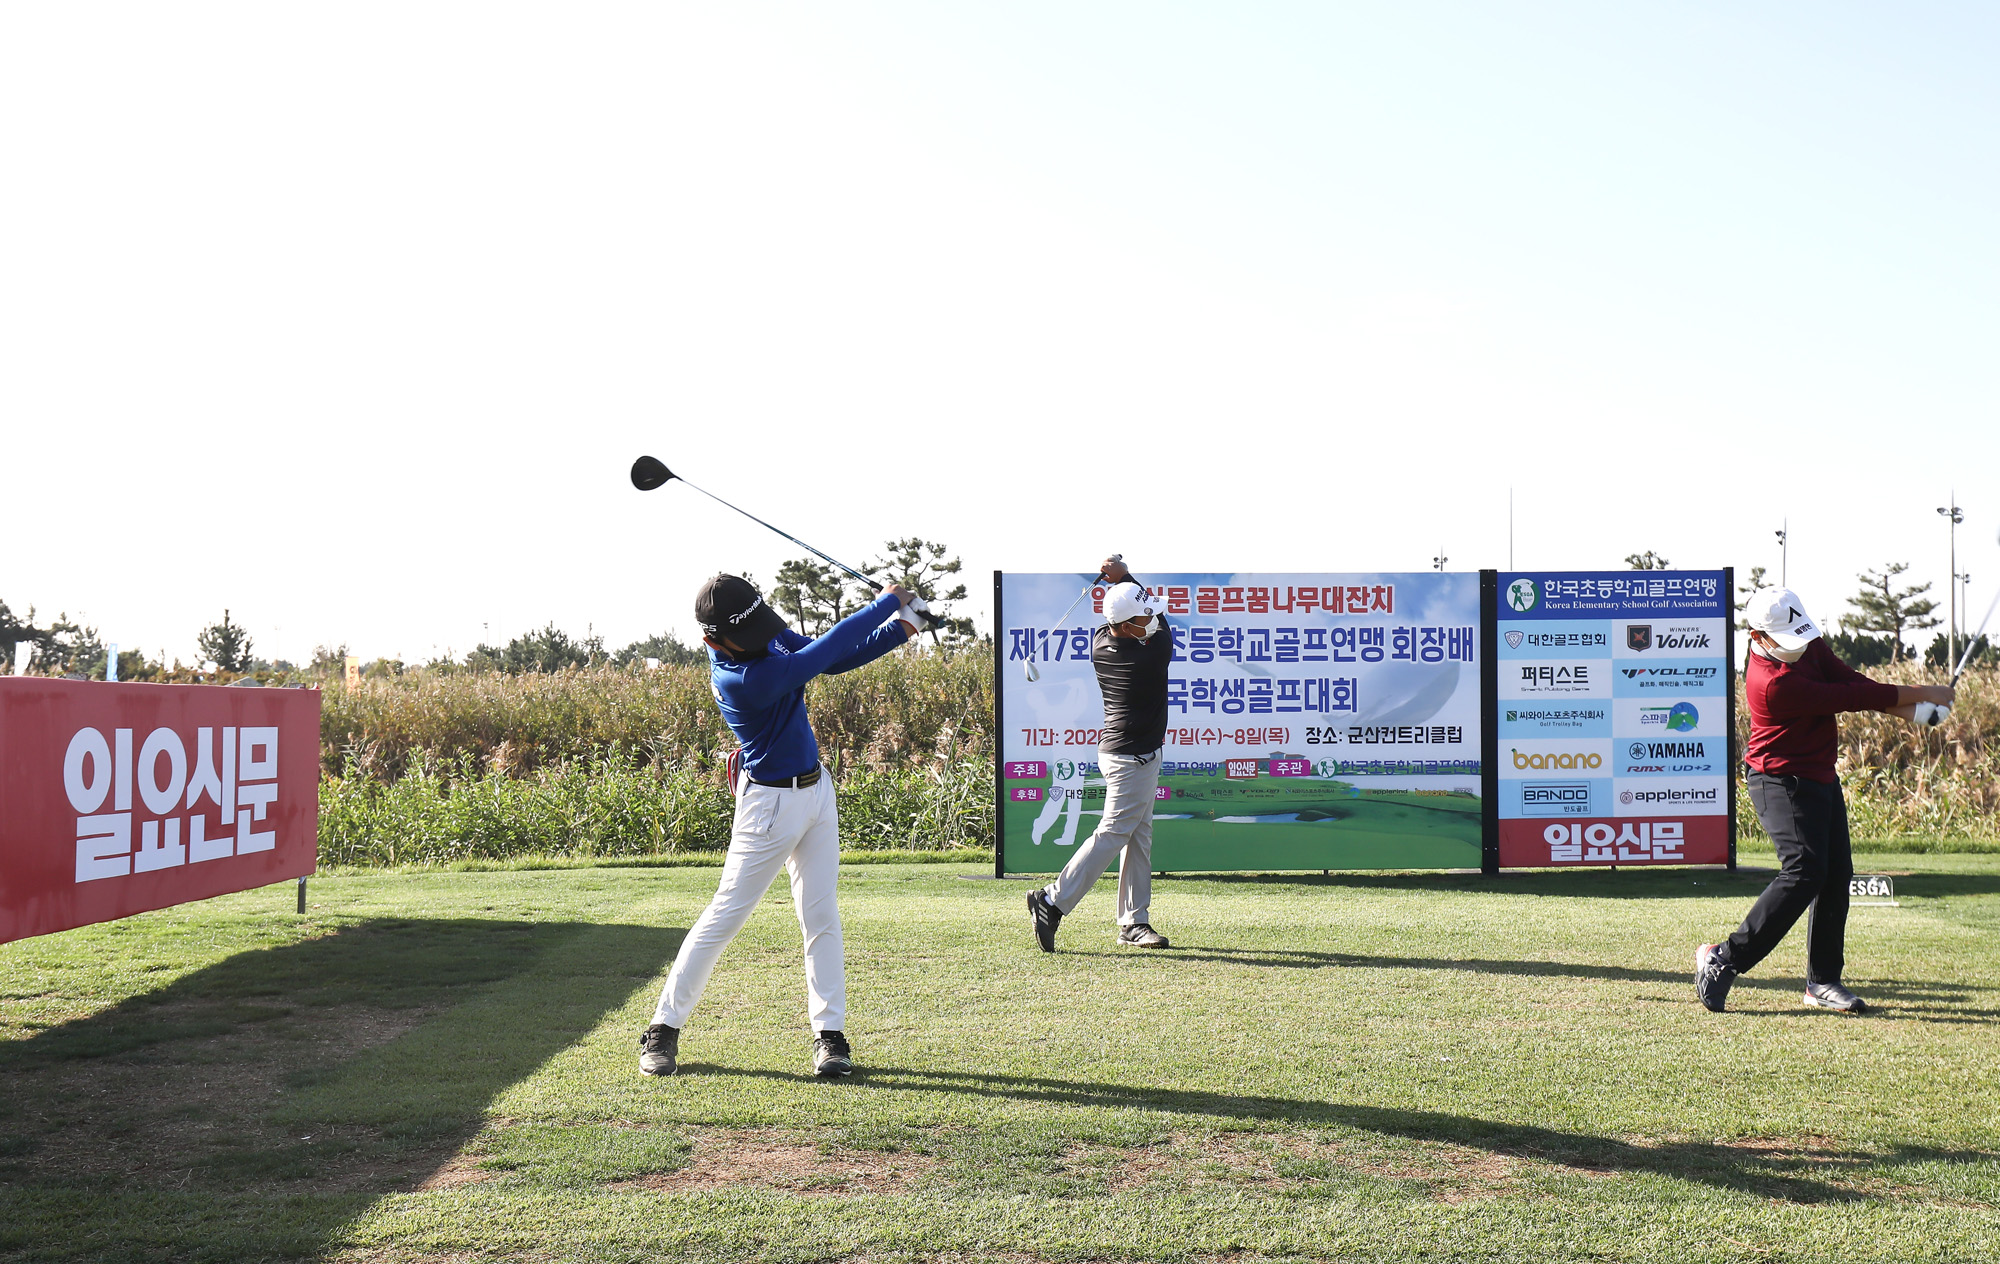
1774, 522, 1787, 587
1938, 497, 1961, 669
1433, 547, 1448, 572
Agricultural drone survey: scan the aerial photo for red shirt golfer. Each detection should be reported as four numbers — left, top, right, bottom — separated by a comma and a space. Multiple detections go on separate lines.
1693, 587, 1953, 1014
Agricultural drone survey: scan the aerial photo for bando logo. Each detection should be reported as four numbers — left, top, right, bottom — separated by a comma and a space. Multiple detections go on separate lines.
1511, 748, 1602, 771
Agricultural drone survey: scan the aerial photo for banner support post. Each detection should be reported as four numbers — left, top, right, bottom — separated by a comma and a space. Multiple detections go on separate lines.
992, 569, 1006, 879
297, 876, 307, 914
1725, 565, 1738, 872
1479, 569, 1500, 875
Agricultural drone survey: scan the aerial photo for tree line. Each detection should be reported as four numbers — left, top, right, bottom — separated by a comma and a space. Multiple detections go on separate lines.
0, 539, 978, 682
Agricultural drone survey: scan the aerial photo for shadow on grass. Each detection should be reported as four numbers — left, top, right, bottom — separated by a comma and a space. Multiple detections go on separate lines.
1162, 868, 1776, 899
783, 1064, 1994, 1206
1059, 945, 1999, 1018
0, 916, 679, 1261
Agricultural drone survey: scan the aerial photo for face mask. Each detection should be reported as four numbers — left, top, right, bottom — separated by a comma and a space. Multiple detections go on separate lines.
1754, 638, 1806, 663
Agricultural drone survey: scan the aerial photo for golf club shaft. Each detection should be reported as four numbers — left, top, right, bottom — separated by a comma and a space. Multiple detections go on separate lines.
1951, 588, 2000, 684
1051, 578, 1105, 630
676, 477, 880, 592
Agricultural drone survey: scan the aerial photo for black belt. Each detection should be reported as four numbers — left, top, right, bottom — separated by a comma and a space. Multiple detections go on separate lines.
747, 767, 822, 789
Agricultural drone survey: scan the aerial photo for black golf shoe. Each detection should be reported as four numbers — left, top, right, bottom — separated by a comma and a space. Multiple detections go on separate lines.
639, 1023, 680, 1076
1694, 943, 1736, 1012
1027, 889, 1063, 952
1116, 923, 1169, 948
813, 1030, 854, 1078
1803, 981, 1867, 1014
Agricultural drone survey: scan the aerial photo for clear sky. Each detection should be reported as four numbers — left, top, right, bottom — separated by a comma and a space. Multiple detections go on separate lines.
4, 3, 1995, 666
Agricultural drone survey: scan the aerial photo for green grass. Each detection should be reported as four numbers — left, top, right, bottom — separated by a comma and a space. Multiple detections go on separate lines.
3, 855, 1998, 1262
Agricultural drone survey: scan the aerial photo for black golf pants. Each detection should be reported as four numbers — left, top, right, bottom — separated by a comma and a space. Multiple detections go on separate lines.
1723, 772, 1853, 984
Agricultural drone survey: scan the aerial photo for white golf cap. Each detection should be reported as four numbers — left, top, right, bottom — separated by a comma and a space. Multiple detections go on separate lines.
1742, 586, 1822, 651
1101, 581, 1158, 625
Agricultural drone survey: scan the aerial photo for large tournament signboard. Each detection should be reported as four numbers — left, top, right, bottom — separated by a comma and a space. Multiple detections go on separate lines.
0, 679, 320, 944
996, 572, 1483, 874
1491, 570, 1734, 868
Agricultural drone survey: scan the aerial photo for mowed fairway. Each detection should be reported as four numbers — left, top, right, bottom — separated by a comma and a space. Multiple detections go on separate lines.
2, 855, 1998, 1263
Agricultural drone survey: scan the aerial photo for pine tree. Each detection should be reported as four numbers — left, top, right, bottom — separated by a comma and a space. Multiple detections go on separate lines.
196, 609, 255, 673
770, 560, 857, 636
868, 538, 973, 643
1840, 563, 1939, 664
1733, 565, 1769, 630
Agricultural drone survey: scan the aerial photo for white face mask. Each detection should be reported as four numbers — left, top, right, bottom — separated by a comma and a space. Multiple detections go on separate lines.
1754, 637, 1807, 663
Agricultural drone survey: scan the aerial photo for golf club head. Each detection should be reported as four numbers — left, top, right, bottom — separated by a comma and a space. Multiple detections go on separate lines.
630, 455, 674, 491
1023, 658, 1041, 683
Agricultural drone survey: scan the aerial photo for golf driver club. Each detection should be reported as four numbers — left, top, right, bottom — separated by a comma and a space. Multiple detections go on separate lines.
1023, 557, 1121, 682
630, 455, 941, 630
1918, 525, 2000, 727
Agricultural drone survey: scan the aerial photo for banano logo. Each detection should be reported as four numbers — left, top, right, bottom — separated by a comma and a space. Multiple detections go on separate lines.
1511, 747, 1603, 771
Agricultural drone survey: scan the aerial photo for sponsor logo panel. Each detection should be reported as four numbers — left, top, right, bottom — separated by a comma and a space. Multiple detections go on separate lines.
1611, 695, 1723, 737
1615, 735, 1727, 777
1496, 620, 1613, 659
1612, 618, 1723, 659
1498, 703, 1611, 739
1501, 778, 1611, 818
1611, 658, 1723, 697
1613, 776, 1727, 817
1500, 738, 1613, 773
1497, 816, 1730, 867
1499, 659, 1607, 700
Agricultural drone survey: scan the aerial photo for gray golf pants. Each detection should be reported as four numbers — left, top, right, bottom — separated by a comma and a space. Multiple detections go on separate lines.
1043, 748, 1159, 926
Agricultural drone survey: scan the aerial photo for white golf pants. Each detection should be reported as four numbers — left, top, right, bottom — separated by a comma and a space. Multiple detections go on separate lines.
652, 770, 845, 1033
1043, 748, 1159, 927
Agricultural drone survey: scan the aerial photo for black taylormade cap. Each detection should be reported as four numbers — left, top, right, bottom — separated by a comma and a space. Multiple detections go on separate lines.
695, 574, 787, 647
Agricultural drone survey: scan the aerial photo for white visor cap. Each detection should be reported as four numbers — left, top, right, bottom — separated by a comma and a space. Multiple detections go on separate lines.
1742, 586, 1822, 651
1101, 581, 1158, 625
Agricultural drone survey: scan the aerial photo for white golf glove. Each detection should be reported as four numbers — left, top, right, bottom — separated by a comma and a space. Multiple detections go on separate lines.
1914, 701, 1950, 728
900, 595, 944, 631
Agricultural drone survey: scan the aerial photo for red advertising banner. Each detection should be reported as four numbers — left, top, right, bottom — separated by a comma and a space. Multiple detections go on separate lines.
0, 679, 319, 945
1497, 816, 1729, 869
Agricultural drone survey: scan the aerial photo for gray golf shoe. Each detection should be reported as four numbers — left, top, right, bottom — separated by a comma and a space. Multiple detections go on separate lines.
1117, 923, 1169, 948
1803, 981, 1867, 1014
1694, 943, 1736, 1012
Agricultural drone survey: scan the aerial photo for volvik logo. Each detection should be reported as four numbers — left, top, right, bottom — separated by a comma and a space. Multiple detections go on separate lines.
1625, 622, 1714, 652
1511, 748, 1603, 771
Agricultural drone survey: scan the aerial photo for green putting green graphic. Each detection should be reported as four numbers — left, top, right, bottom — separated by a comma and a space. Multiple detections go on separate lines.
1004, 766, 1481, 873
